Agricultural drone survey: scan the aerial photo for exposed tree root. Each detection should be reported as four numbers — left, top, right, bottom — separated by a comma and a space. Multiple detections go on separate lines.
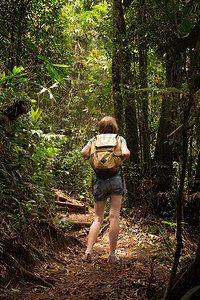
67, 235, 85, 247
3, 252, 53, 288
30, 243, 46, 261
69, 221, 92, 230
99, 222, 109, 237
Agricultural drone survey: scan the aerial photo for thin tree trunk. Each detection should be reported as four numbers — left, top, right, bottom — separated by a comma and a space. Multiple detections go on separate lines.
125, 100, 139, 207
164, 37, 200, 297
139, 45, 151, 175
137, 0, 150, 175
192, 149, 200, 193
163, 128, 187, 300
154, 52, 182, 189
16, 1, 26, 66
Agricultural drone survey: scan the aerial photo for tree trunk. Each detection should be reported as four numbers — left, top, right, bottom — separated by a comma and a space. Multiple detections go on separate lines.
123, 44, 139, 205
112, 0, 140, 159
154, 52, 182, 190
112, 0, 125, 135
164, 33, 200, 299
5, 0, 27, 70
163, 129, 187, 300
112, 0, 139, 207
16, 1, 26, 66
161, 231, 200, 300
192, 149, 200, 193
139, 45, 151, 175
136, 0, 151, 176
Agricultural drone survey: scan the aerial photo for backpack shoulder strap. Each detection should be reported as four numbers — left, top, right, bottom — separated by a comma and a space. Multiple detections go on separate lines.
116, 134, 120, 143
90, 136, 97, 155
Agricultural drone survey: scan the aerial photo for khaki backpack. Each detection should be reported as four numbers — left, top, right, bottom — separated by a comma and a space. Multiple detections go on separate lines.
89, 134, 123, 176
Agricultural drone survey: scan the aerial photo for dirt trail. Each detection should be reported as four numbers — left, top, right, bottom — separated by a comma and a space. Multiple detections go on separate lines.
1, 194, 170, 300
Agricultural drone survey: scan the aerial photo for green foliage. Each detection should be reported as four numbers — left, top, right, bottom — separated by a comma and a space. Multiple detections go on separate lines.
0, 67, 28, 102
148, 222, 176, 263
83, 48, 113, 112
138, 250, 158, 264
55, 218, 76, 231
0, 90, 56, 238
53, 146, 92, 199
0, 0, 67, 69
0, 4, 200, 299
38, 55, 70, 82
31, 107, 42, 125
0, 0, 111, 258
61, 0, 112, 113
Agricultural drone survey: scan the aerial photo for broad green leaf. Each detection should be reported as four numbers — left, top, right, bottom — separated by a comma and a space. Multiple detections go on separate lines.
52, 64, 69, 68
46, 64, 61, 82
38, 55, 49, 63
12, 66, 24, 75
46, 64, 55, 80
31, 107, 42, 124
181, 20, 192, 33
161, 221, 177, 226
12, 78, 28, 83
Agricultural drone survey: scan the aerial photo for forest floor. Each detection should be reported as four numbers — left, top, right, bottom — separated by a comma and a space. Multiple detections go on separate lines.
0, 190, 196, 300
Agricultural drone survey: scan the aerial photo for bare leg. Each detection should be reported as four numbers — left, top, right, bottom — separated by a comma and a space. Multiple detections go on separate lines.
109, 195, 122, 252
86, 200, 107, 250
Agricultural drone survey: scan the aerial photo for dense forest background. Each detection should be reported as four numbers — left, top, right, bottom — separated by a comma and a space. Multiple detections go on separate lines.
0, 0, 200, 299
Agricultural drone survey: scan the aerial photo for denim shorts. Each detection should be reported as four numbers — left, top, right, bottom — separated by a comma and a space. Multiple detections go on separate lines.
93, 176, 126, 202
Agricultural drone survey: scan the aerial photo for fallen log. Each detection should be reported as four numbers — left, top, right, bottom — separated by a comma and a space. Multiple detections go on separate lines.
55, 201, 87, 213
55, 193, 72, 203
56, 206, 79, 213
69, 221, 92, 229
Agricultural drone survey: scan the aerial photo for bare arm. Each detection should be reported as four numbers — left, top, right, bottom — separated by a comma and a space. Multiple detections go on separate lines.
121, 140, 130, 161
81, 143, 91, 159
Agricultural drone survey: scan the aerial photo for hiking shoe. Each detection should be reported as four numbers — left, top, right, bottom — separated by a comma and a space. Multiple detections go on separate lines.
82, 253, 92, 263
107, 255, 120, 264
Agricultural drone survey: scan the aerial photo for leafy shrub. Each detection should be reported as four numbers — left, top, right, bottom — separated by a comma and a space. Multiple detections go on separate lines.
52, 147, 92, 200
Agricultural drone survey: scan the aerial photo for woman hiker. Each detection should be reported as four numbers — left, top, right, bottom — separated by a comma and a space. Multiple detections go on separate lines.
81, 116, 130, 263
